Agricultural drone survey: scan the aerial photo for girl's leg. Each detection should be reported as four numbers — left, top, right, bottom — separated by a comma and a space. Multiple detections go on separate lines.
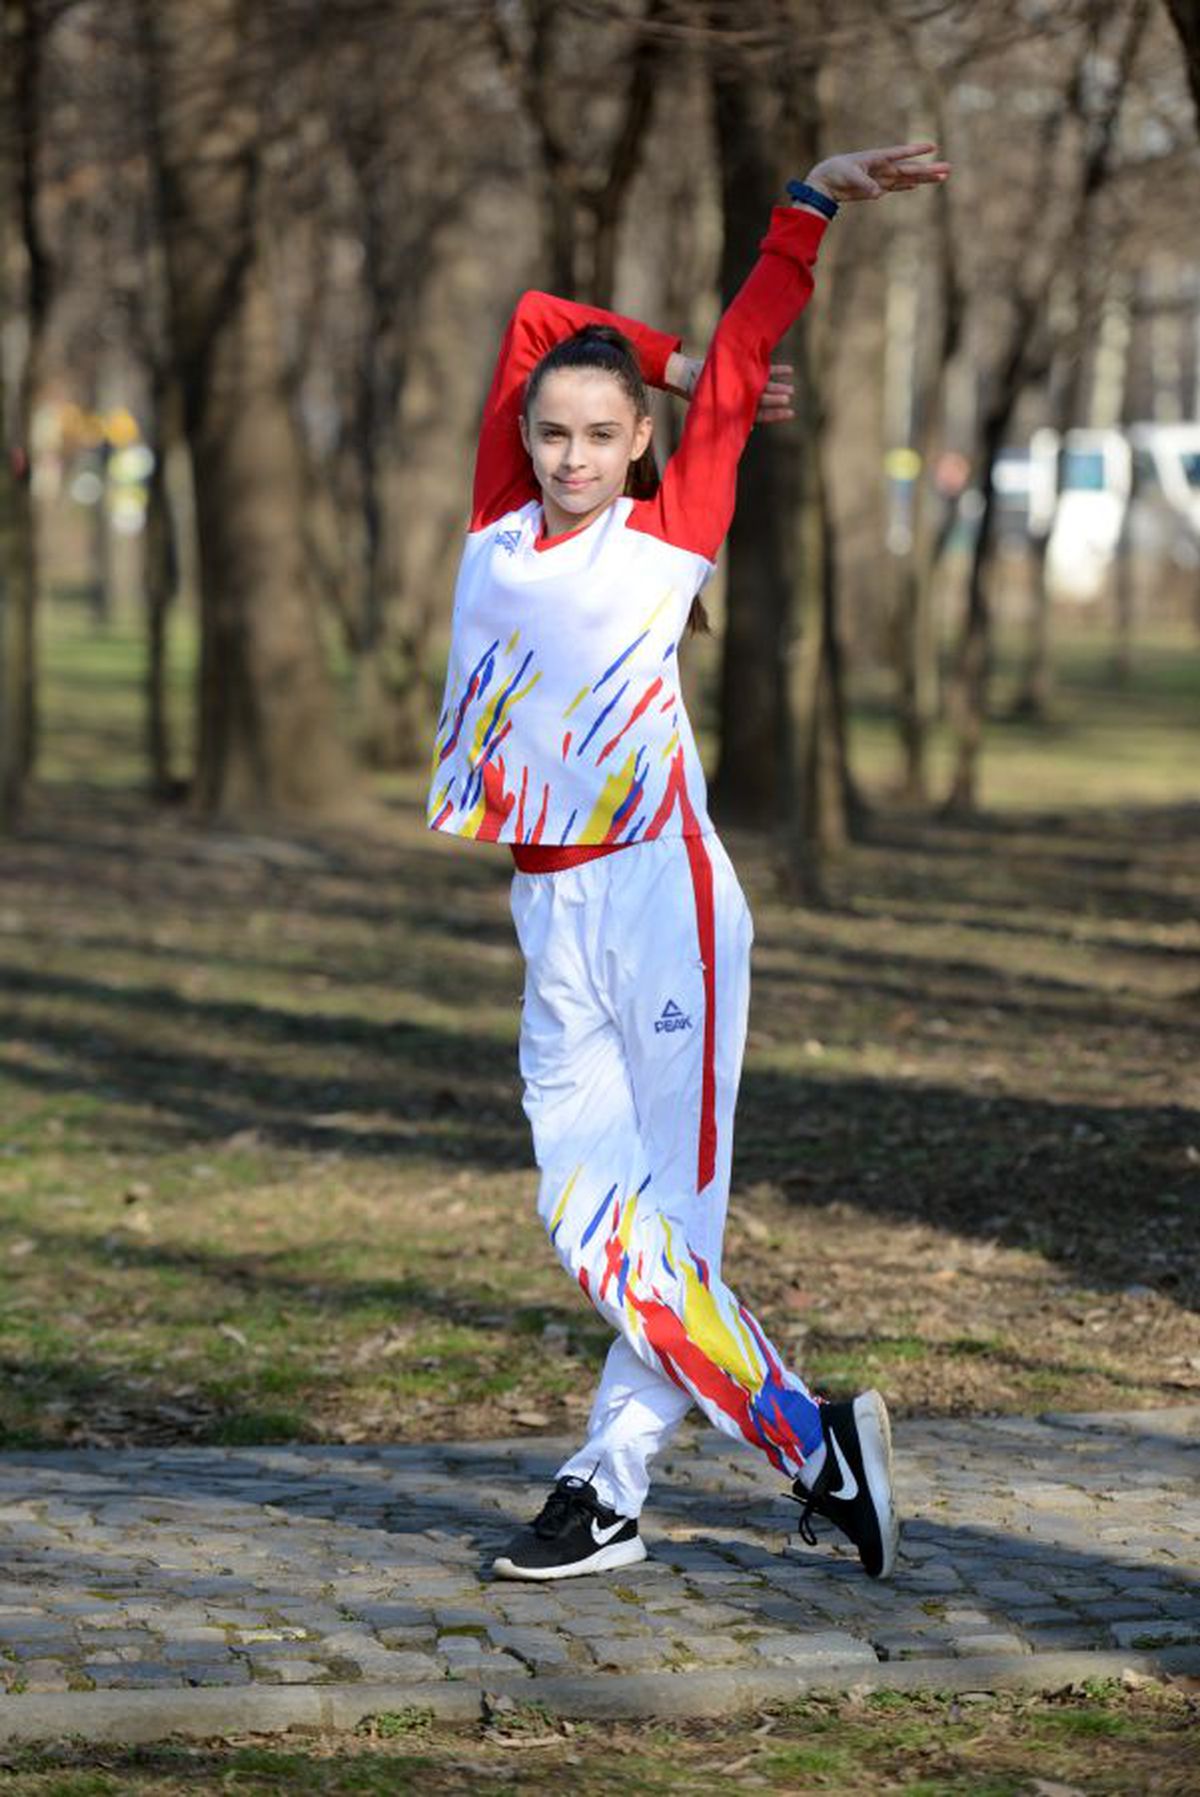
554, 833, 752, 1511
512, 837, 825, 1519
556, 1336, 692, 1516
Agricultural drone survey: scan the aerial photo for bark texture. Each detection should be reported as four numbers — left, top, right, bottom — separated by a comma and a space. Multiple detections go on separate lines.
709, 56, 790, 827
1164, 0, 1200, 134
140, 0, 357, 823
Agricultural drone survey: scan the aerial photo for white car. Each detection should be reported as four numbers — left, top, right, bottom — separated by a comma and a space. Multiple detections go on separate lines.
1125, 423, 1200, 567
1044, 429, 1131, 603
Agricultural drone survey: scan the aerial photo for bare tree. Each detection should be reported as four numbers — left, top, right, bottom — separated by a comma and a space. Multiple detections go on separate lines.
0, 118, 19, 828
708, 16, 791, 828
1, 0, 52, 818
939, 0, 1152, 812
706, 0, 854, 896
272, 10, 507, 767
488, 0, 669, 304
875, 1, 967, 801
138, 0, 359, 823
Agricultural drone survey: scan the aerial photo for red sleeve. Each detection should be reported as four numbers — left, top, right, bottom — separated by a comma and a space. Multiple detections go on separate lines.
470, 291, 682, 531
630, 206, 828, 562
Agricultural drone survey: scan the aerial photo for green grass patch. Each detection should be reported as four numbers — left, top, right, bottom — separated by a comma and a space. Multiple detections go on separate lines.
0, 1686, 1192, 1793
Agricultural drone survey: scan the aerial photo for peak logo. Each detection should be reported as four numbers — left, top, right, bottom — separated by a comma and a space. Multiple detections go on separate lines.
654, 999, 692, 1034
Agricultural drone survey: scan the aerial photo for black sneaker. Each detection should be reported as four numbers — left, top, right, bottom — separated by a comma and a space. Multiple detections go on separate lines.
493, 1476, 647, 1581
790, 1390, 899, 1579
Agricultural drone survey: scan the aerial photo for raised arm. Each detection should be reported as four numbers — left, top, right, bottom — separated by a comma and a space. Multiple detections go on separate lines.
470, 291, 682, 531
630, 205, 824, 562
635, 142, 950, 564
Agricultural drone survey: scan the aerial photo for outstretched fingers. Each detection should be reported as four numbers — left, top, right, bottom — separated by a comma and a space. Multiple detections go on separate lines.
860, 144, 951, 188
808, 142, 950, 201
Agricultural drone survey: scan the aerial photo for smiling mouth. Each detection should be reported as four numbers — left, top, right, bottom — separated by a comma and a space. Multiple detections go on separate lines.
556, 478, 593, 490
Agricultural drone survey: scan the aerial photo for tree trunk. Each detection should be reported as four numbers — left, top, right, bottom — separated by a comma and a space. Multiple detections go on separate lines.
893, 136, 965, 803
776, 34, 849, 892
708, 53, 788, 827
1013, 268, 1096, 720
141, 0, 358, 824
1164, 0, 1200, 136
1111, 517, 1135, 686
89, 440, 115, 629
780, 393, 843, 900
143, 372, 181, 799
0, 415, 21, 830
4, 0, 47, 794
779, 315, 851, 899
1014, 529, 1055, 716
0, 10, 17, 827
820, 465, 859, 841
944, 416, 1006, 814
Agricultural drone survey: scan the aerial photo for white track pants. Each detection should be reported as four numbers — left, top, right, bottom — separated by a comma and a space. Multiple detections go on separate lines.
510, 833, 824, 1519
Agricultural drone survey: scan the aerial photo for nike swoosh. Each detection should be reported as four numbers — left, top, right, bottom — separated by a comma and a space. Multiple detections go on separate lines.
590, 1517, 627, 1546
826, 1433, 859, 1503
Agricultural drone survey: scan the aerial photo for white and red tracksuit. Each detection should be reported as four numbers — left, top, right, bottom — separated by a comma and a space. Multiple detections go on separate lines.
428, 206, 828, 1517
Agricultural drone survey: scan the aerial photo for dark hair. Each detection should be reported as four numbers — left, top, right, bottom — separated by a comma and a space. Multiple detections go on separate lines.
524, 323, 709, 634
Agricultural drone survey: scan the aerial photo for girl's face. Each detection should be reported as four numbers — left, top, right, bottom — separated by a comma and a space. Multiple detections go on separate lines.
521, 369, 653, 538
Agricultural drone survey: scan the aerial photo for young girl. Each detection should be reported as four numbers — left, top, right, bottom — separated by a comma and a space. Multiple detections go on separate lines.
428, 144, 950, 1583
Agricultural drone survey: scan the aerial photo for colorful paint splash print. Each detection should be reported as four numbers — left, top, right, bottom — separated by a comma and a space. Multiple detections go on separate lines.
544, 1163, 821, 1478
428, 565, 712, 847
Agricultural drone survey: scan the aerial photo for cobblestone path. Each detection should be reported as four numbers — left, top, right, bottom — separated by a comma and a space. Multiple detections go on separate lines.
1, 1408, 1196, 1736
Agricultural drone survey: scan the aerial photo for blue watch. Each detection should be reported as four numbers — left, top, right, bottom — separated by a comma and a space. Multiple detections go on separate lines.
786, 178, 839, 220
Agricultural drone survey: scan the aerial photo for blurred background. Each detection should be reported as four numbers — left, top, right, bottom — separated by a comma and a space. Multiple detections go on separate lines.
2, 0, 1199, 869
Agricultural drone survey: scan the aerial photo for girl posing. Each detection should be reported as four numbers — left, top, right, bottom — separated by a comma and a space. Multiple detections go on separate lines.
428, 143, 950, 1581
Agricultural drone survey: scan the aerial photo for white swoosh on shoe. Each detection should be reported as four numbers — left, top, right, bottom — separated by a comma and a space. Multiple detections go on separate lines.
827, 1433, 859, 1502
590, 1517, 627, 1546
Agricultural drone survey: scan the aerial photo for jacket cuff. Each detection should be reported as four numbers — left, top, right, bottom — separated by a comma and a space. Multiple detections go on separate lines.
759, 203, 828, 265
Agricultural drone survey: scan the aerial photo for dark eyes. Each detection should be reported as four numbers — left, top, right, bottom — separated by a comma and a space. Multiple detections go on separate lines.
538, 428, 616, 442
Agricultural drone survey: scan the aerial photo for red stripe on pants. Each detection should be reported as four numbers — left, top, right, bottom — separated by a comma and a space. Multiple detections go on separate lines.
682, 831, 717, 1193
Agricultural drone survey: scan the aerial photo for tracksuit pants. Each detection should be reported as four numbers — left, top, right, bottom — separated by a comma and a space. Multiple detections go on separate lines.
510, 832, 824, 1520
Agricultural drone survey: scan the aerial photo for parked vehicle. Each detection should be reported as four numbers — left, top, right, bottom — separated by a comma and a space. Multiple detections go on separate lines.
1124, 423, 1200, 568
1044, 429, 1131, 602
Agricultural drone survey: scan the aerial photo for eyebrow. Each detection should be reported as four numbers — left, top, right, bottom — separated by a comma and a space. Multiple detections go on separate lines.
535, 418, 623, 429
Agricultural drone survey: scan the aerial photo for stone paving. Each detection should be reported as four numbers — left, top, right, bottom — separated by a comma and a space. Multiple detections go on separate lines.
0, 1408, 1197, 1735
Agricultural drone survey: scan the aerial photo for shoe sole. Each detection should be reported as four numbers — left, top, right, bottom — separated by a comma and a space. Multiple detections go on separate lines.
492, 1535, 648, 1582
854, 1388, 900, 1579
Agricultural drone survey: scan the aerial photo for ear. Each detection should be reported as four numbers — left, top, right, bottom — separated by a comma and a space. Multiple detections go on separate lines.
518, 414, 531, 453
631, 413, 653, 460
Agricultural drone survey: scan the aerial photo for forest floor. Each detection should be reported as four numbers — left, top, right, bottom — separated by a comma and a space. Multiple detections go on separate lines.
1, 606, 1198, 1452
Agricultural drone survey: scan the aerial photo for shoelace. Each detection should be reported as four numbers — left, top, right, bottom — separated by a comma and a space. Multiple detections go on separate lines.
532, 1476, 598, 1539
789, 1460, 836, 1548
792, 1486, 822, 1548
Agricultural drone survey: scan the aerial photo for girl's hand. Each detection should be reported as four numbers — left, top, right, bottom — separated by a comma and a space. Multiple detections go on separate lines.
803, 142, 950, 203
667, 354, 795, 426
757, 365, 795, 424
